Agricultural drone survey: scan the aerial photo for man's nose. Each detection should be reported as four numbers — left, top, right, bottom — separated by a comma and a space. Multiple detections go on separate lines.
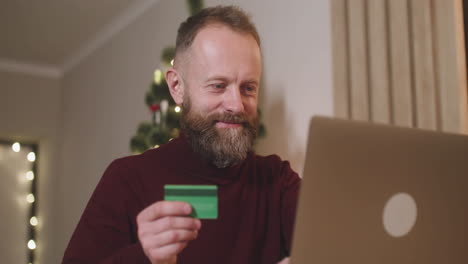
223, 86, 245, 113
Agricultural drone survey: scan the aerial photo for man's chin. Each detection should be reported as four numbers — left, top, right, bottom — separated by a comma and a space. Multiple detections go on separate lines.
215, 125, 245, 139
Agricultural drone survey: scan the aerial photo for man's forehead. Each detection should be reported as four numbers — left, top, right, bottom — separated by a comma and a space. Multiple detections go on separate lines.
176, 23, 262, 82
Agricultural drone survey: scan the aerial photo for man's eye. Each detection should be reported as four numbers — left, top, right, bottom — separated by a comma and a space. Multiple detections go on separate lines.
212, 83, 226, 89
243, 85, 257, 94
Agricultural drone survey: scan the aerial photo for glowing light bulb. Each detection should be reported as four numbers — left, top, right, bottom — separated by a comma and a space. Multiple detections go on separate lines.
12, 142, 21, 152
26, 194, 35, 203
27, 152, 36, 162
154, 69, 162, 84
30, 216, 38, 226
27, 239, 36, 250
26, 171, 34, 181
174, 106, 181, 113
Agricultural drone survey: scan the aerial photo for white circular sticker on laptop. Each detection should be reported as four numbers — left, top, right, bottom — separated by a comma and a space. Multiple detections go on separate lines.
382, 192, 417, 237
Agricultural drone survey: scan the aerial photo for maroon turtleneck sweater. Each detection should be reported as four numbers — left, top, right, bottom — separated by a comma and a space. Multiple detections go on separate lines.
62, 136, 300, 264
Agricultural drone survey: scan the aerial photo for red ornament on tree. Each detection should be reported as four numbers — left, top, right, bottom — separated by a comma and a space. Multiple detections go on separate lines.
150, 104, 160, 113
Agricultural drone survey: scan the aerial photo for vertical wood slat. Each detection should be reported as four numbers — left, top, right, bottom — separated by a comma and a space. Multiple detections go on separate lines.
389, 0, 414, 127
411, 0, 438, 130
367, 0, 391, 124
331, 0, 350, 119
330, 0, 467, 133
348, 0, 370, 121
433, 0, 468, 133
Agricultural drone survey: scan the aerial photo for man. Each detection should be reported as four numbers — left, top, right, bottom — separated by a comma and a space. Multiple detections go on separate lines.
63, 5, 300, 264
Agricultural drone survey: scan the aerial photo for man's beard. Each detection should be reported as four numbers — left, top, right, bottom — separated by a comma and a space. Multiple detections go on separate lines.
180, 98, 258, 168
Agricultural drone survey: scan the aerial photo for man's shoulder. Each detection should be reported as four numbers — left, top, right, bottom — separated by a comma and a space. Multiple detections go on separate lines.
253, 153, 283, 165
110, 142, 175, 169
252, 152, 288, 165
248, 153, 300, 188
251, 153, 298, 175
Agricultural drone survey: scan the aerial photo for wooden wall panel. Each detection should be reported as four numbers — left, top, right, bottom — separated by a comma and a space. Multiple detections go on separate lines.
330, 0, 468, 133
331, 0, 350, 119
389, 0, 414, 127
410, 0, 438, 130
433, 0, 468, 133
367, 0, 391, 124
348, 0, 370, 121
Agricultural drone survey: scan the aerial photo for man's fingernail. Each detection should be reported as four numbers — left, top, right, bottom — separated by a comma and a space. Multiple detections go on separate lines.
184, 204, 192, 214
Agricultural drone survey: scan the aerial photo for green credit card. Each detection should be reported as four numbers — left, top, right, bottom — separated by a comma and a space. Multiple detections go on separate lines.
164, 185, 218, 219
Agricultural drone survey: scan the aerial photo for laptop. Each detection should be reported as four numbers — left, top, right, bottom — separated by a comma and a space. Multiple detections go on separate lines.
290, 116, 468, 263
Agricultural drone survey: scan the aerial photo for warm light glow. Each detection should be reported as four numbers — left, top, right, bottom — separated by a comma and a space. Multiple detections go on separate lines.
26, 171, 35, 181
27, 152, 36, 162
154, 69, 162, 84
27, 239, 36, 250
26, 194, 35, 203
170, 59, 174, 66
154, 145, 160, 148
174, 106, 181, 113
12, 142, 21, 152
30, 216, 38, 226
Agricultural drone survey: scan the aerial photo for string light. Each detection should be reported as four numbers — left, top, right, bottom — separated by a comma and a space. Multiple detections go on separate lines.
27, 152, 36, 162
27, 239, 36, 250
12, 142, 20, 152
175, 106, 181, 113
26, 193, 35, 203
30, 216, 38, 226
154, 69, 162, 84
4, 139, 39, 264
26, 171, 35, 181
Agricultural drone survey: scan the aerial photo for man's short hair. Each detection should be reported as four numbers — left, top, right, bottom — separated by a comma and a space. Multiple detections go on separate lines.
174, 5, 261, 63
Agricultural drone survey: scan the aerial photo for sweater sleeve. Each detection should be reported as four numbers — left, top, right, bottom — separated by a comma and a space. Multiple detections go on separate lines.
62, 159, 150, 264
279, 161, 301, 258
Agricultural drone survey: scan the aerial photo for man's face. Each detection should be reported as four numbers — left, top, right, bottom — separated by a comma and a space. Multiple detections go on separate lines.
177, 24, 262, 168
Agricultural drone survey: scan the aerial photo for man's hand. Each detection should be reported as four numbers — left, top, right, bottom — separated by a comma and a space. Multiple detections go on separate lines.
137, 201, 202, 264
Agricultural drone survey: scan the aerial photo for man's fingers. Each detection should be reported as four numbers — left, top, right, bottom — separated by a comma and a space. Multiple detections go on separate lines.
137, 201, 200, 263
137, 201, 192, 222
151, 229, 198, 248
147, 243, 188, 262
141, 216, 201, 235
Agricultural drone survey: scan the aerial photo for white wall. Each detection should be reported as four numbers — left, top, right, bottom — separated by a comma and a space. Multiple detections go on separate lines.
57, 0, 188, 257
58, 0, 333, 259
0, 71, 61, 264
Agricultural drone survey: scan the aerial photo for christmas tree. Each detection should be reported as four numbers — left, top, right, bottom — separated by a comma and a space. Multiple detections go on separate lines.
130, 0, 266, 154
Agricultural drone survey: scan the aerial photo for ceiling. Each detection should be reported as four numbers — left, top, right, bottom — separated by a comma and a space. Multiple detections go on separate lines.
0, 0, 157, 75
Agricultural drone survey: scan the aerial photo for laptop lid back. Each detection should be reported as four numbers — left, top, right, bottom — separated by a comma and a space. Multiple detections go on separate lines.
291, 117, 468, 264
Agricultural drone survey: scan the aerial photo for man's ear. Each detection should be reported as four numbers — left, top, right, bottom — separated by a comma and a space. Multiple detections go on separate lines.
166, 68, 184, 105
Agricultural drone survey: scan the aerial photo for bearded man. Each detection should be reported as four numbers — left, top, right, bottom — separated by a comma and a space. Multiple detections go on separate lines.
63, 5, 300, 264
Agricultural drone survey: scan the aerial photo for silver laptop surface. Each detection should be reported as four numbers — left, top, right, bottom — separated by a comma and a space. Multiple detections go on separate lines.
291, 116, 468, 263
